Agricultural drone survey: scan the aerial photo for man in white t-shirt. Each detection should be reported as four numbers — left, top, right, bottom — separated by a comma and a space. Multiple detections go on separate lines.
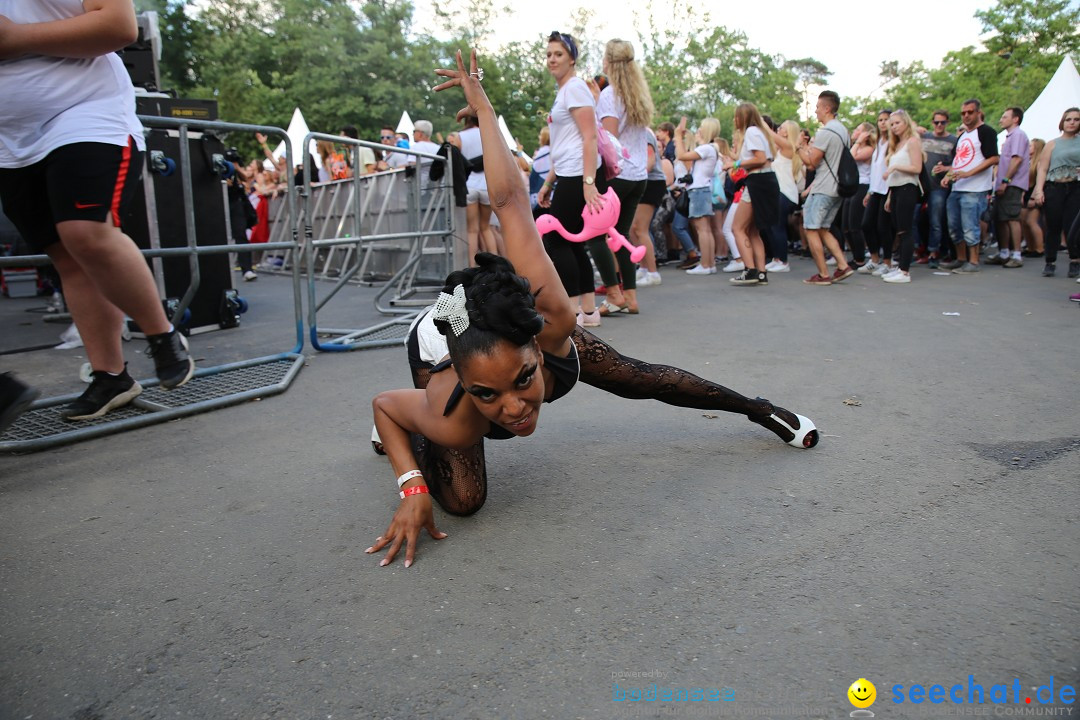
940, 98, 999, 273
796, 90, 855, 285
411, 120, 442, 190
0, 0, 194, 422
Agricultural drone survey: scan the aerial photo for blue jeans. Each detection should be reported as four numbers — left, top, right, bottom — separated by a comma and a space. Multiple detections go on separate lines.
946, 190, 987, 248
922, 188, 948, 253
672, 210, 695, 253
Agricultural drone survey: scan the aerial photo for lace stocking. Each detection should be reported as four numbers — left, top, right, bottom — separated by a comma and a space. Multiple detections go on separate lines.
410, 365, 488, 516
571, 327, 805, 443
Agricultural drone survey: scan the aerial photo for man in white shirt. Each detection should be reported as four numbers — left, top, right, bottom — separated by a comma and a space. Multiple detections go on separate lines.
411, 120, 442, 190
940, 98, 999, 273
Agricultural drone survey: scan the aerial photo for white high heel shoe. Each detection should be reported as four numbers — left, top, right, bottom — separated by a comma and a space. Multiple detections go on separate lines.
769, 412, 819, 448
371, 424, 386, 455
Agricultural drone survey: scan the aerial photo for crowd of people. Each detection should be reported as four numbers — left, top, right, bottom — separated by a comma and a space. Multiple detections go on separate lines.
377, 33, 1077, 325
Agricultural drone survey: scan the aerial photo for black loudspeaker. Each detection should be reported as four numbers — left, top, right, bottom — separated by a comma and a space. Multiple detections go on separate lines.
122, 128, 235, 334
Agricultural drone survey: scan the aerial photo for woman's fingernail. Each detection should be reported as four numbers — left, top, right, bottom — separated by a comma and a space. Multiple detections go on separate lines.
364, 547, 373, 553
404, 560, 412, 568
379, 559, 389, 567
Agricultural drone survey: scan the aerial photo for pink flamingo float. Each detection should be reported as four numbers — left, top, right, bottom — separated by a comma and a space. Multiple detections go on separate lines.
535, 187, 647, 263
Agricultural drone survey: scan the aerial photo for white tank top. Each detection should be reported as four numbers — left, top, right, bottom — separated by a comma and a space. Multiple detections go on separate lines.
887, 143, 920, 188
772, 153, 799, 203
0, 0, 146, 167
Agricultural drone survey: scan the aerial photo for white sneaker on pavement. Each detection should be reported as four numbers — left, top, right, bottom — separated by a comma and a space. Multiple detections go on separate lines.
721, 259, 745, 273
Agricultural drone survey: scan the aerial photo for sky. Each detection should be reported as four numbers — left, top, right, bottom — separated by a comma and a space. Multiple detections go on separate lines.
413, 0, 996, 102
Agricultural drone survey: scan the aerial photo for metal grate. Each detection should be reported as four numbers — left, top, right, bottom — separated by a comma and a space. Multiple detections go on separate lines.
349, 323, 411, 342
1, 357, 302, 450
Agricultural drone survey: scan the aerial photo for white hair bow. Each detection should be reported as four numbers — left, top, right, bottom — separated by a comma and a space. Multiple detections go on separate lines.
432, 284, 470, 336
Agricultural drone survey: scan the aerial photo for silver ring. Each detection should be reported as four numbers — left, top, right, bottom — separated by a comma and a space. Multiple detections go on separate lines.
470, 68, 484, 82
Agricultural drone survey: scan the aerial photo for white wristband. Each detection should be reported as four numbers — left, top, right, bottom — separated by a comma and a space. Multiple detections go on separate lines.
397, 470, 424, 488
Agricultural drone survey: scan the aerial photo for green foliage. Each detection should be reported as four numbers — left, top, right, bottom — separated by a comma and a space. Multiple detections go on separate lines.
136, 0, 1075, 157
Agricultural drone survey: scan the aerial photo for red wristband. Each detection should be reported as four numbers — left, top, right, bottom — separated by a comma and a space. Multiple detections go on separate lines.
399, 485, 429, 499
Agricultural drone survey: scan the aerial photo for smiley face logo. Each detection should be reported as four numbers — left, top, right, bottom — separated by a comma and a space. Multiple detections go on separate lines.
848, 678, 877, 709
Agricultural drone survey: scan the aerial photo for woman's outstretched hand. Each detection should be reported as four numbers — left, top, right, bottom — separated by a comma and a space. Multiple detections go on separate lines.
433, 48, 489, 122
365, 494, 448, 568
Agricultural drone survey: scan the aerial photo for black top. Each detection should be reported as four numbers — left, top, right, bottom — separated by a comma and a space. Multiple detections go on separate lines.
431, 343, 580, 440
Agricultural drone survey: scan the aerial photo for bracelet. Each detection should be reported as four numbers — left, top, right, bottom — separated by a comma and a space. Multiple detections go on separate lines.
1003, 177, 1012, 185
733, 160, 741, 170
396, 469, 424, 488
399, 485, 429, 499
543, 180, 553, 189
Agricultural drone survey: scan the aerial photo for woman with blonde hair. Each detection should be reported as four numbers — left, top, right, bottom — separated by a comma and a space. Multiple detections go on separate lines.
879, 109, 924, 283
1020, 138, 1046, 256
674, 116, 722, 274
595, 38, 655, 313
709, 138, 734, 264
764, 119, 804, 273
723, 102, 780, 285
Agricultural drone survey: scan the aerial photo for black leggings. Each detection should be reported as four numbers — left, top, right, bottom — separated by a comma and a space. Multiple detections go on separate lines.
1043, 182, 1080, 264
842, 184, 869, 261
408, 327, 807, 516
543, 174, 606, 297
592, 178, 646, 290
888, 184, 920, 271
861, 192, 892, 259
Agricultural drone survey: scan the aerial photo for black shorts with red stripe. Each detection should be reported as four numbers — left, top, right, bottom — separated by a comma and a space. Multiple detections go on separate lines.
0, 137, 143, 253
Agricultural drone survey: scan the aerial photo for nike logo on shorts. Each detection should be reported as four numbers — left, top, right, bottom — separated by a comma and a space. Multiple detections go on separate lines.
75, 202, 103, 209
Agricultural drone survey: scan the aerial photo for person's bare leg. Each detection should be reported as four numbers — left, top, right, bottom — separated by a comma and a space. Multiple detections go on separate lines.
1007, 219, 1022, 254
47, 244, 126, 374
748, 226, 767, 271
630, 204, 657, 272
56, 218, 169, 336
465, 202, 480, 265
820, 229, 851, 271
710, 208, 726, 258
692, 217, 715, 269
733, 202, 755, 269
805, 228, 828, 276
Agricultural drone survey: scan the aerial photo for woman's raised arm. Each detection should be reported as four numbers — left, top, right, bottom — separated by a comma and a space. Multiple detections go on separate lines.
434, 49, 575, 345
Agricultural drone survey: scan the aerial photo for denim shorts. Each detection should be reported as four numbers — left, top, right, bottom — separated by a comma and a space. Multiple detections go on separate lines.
688, 187, 713, 218
802, 193, 842, 230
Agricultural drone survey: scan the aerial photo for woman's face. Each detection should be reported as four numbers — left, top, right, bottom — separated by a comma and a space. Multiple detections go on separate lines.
778, 125, 789, 140
1063, 111, 1080, 134
877, 113, 890, 134
889, 115, 907, 139
458, 339, 546, 437
546, 40, 573, 79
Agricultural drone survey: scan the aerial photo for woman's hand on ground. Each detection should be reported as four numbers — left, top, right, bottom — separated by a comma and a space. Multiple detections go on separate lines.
365, 495, 447, 568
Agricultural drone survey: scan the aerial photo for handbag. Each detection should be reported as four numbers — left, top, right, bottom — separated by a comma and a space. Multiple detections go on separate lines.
673, 187, 690, 216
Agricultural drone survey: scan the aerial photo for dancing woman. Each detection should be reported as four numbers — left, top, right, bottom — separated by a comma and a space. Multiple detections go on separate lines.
366, 50, 819, 568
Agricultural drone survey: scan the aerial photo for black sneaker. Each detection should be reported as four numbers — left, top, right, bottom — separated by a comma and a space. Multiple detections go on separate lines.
145, 329, 195, 390
1068, 262, 1079, 279
757, 270, 769, 285
61, 367, 142, 421
1042, 262, 1056, 277
0, 373, 40, 435
729, 269, 760, 286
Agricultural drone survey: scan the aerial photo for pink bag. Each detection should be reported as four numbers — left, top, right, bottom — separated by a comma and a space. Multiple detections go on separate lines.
596, 125, 629, 181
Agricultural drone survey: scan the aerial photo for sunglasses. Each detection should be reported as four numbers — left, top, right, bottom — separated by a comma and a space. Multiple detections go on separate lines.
960, 110, 976, 115
381, 135, 394, 140
933, 120, 947, 125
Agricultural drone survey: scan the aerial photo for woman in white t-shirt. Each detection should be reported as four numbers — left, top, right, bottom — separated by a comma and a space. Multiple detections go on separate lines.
673, 116, 722, 274
536, 31, 610, 327
764, 120, 804, 273
459, 115, 497, 265
722, 103, 779, 286
858, 109, 894, 275
595, 39, 654, 314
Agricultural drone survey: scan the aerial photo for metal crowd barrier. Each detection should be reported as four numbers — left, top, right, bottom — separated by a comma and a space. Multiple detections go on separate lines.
297, 134, 457, 351
0, 117, 306, 453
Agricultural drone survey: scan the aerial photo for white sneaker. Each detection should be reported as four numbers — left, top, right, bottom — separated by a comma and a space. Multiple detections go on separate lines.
872, 264, 893, 277
722, 260, 745, 273
243, 270, 258, 282
826, 256, 837, 266
637, 271, 662, 287
883, 270, 911, 283
636, 267, 648, 283
765, 261, 790, 273
686, 265, 716, 275
881, 268, 903, 280
856, 261, 878, 275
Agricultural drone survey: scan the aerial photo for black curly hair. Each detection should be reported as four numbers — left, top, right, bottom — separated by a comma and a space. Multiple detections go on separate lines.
433, 253, 545, 362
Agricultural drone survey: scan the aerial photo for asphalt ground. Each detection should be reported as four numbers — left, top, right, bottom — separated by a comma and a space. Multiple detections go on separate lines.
1, 254, 1078, 720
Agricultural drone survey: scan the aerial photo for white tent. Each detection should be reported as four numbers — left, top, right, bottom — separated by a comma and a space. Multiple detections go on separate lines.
395, 111, 414, 137
1017, 56, 1080, 143
266, 107, 321, 170
497, 115, 517, 150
